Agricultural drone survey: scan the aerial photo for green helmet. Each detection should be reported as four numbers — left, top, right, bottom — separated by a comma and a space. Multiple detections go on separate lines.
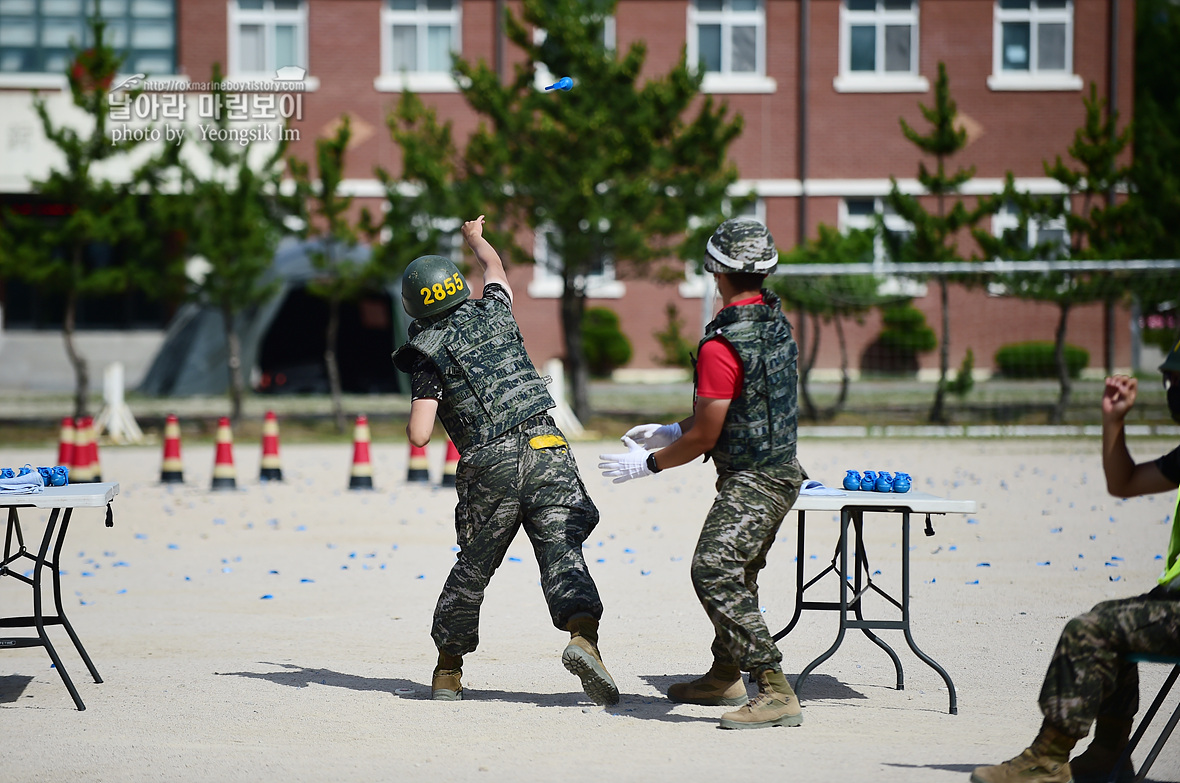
401, 255, 470, 319
704, 218, 778, 274
1161, 335, 1180, 373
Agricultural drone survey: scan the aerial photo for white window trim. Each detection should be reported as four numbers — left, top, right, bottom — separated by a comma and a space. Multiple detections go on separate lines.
227, 0, 310, 81
990, 0, 1080, 91
529, 225, 624, 299
375, 0, 462, 94
839, 196, 927, 297
686, 1, 776, 94
835, 0, 928, 93
991, 201, 1069, 251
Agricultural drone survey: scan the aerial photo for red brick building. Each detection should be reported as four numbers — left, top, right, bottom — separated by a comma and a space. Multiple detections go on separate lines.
0, 0, 1138, 387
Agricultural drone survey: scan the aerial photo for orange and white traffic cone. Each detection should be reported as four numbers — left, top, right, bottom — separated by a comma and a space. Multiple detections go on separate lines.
259, 410, 283, 482
349, 414, 374, 490
57, 417, 75, 468
211, 417, 237, 490
160, 413, 184, 484
70, 416, 96, 483
440, 439, 460, 488
406, 443, 430, 483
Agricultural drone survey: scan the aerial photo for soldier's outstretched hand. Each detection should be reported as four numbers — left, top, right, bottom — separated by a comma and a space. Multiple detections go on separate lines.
461, 215, 486, 247
1102, 374, 1137, 423
598, 437, 655, 484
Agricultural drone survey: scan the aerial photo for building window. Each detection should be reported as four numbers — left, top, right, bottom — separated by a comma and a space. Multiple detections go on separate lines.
228, 0, 307, 78
834, 0, 928, 93
686, 0, 776, 94
840, 197, 926, 297
992, 201, 1068, 257
375, 0, 461, 93
528, 224, 624, 300
989, 0, 1081, 91
0, 0, 176, 76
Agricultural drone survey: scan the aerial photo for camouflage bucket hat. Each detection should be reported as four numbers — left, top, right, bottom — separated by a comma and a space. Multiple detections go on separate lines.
1161, 336, 1180, 373
401, 255, 470, 319
704, 218, 778, 274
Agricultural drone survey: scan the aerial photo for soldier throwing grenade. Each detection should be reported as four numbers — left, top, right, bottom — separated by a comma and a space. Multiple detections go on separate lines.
393, 215, 619, 706
599, 217, 807, 729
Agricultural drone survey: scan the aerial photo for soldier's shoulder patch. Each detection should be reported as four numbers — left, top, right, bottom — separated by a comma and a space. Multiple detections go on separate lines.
528, 434, 567, 450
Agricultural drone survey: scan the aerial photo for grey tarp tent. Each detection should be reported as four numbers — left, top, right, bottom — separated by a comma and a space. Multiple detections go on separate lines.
139, 237, 408, 396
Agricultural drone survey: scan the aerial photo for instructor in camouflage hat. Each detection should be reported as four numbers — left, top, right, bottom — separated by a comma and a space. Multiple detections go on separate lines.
393, 215, 618, 707
599, 217, 806, 729
971, 342, 1180, 783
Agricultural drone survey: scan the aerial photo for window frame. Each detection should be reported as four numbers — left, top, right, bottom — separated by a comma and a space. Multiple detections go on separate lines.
375, 0, 462, 94
834, 0, 929, 94
0, 0, 178, 81
528, 223, 624, 300
227, 0, 309, 80
988, 0, 1082, 91
839, 196, 927, 297
685, 0, 776, 95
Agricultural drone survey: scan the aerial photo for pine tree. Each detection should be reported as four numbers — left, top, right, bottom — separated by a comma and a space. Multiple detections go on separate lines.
288, 115, 383, 433
884, 62, 994, 424
384, 0, 744, 422
0, 15, 181, 417
176, 64, 291, 422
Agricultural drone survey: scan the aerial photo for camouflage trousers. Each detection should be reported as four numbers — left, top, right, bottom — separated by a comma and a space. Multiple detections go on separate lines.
432, 419, 602, 657
1040, 586, 1180, 738
691, 459, 804, 673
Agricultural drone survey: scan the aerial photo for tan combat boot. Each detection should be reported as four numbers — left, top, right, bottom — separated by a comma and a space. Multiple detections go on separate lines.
432, 650, 463, 701
718, 669, 803, 729
667, 662, 748, 706
562, 614, 620, 706
970, 722, 1076, 783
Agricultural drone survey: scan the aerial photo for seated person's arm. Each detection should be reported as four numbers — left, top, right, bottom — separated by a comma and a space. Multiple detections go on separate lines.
1103, 374, 1180, 498
407, 398, 438, 448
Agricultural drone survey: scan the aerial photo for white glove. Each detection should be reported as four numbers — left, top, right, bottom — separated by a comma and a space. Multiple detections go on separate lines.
623, 422, 682, 449
598, 436, 655, 484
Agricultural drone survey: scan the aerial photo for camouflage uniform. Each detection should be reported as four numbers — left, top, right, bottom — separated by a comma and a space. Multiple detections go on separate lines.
1039, 586, 1180, 738
393, 284, 603, 657
692, 287, 804, 673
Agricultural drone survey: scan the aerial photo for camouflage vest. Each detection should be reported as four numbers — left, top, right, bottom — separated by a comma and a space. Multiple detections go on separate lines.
696, 289, 798, 472
394, 298, 554, 453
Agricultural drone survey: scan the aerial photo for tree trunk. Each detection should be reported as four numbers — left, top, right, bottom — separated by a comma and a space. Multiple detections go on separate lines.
928, 277, 949, 423
560, 280, 591, 423
63, 280, 89, 419
1051, 301, 1073, 425
326, 296, 345, 433
222, 303, 244, 423
824, 314, 851, 421
797, 309, 818, 422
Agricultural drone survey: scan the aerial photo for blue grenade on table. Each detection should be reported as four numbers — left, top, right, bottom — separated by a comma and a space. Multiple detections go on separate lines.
892, 472, 912, 493
875, 471, 893, 492
859, 470, 877, 491
843, 470, 862, 491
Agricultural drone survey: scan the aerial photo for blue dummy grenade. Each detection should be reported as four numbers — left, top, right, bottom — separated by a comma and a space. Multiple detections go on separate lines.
545, 76, 573, 91
859, 470, 877, 492
875, 471, 893, 492
893, 472, 912, 493
843, 470, 862, 491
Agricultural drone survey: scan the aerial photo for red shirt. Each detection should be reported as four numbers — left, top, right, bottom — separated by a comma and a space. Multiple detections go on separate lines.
695, 294, 764, 400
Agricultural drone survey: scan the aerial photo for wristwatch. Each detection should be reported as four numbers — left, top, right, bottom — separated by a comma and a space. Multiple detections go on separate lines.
646, 452, 662, 474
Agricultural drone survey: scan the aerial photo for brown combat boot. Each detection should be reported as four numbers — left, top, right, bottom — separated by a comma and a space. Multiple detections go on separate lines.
432, 650, 463, 701
970, 722, 1077, 783
562, 614, 620, 706
718, 669, 803, 729
667, 662, 748, 706
1071, 716, 1135, 783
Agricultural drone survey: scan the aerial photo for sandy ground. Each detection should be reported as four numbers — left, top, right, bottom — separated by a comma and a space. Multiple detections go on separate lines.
2, 435, 1179, 783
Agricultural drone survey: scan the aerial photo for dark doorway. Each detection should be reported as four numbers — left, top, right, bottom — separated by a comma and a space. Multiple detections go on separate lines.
257, 288, 402, 394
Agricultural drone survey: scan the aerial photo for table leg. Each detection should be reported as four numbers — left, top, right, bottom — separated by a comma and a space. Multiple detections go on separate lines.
794, 508, 851, 699
50, 509, 102, 684
851, 513, 904, 690
31, 508, 87, 711
772, 512, 809, 642
899, 510, 957, 715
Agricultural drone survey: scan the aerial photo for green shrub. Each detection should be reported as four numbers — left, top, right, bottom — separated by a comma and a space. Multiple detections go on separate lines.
994, 341, 1089, 379
949, 348, 975, 397
583, 306, 632, 378
879, 303, 937, 354
653, 303, 695, 369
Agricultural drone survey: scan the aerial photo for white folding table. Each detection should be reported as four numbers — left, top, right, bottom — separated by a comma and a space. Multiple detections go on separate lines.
775, 489, 977, 714
0, 483, 119, 710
